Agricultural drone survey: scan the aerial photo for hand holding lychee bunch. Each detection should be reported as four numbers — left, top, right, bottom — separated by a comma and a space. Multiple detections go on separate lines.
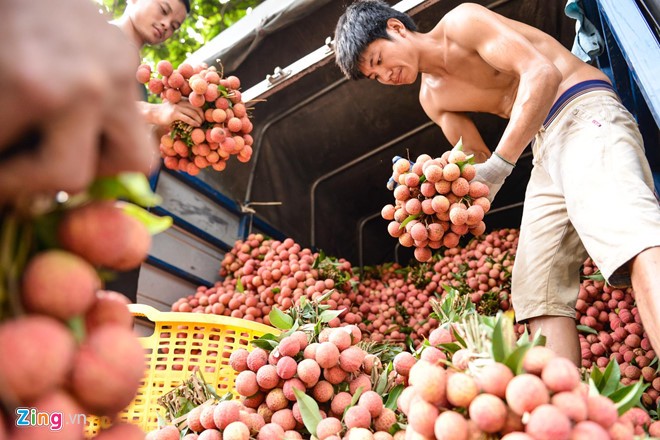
382, 139, 491, 262
136, 60, 254, 176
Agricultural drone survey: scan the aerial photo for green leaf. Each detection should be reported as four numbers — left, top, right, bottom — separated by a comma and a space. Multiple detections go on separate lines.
590, 366, 604, 389
582, 272, 606, 282
516, 326, 530, 346
312, 250, 326, 269
389, 423, 406, 436
350, 387, 364, 407
491, 315, 506, 362
290, 321, 300, 333
599, 360, 622, 397
259, 333, 280, 341
88, 172, 162, 207
300, 323, 316, 334
316, 289, 334, 304
116, 173, 162, 205
504, 344, 531, 376
588, 377, 601, 396
405, 335, 415, 352
343, 387, 364, 419
375, 369, 389, 395
121, 203, 172, 235
268, 307, 293, 330
449, 326, 466, 348
438, 342, 462, 355
250, 338, 278, 351
177, 400, 195, 418
319, 309, 343, 323
385, 384, 404, 410
235, 277, 244, 293
529, 328, 547, 348
609, 380, 648, 415
576, 324, 598, 335
293, 387, 322, 437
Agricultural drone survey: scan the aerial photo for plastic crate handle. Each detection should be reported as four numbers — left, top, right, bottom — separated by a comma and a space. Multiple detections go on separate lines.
127, 303, 280, 335
128, 303, 161, 320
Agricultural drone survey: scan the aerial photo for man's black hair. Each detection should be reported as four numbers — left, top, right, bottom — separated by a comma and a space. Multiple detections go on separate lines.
180, 0, 191, 13
334, 0, 417, 80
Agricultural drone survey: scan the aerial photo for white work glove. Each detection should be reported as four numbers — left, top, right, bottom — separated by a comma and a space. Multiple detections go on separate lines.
473, 152, 515, 202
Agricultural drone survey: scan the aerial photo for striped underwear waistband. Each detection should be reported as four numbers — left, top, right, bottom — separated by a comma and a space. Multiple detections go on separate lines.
543, 79, 616, 128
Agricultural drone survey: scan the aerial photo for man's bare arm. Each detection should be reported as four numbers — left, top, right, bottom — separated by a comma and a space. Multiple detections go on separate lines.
420, 97, 491, 163
443, 3, 562, 163
436, 112, 491, 163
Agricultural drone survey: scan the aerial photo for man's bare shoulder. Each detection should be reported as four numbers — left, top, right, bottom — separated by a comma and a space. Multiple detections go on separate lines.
441, 3, 492, 28
427, 3, 501, 53
427, 3, 476, 35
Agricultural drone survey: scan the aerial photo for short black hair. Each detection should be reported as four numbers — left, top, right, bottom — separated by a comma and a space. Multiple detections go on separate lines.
179, 0, 191, 13
334, 0, 417, 80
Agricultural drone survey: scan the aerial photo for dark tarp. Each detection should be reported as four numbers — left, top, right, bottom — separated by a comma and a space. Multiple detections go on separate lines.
189, 0, 576, 267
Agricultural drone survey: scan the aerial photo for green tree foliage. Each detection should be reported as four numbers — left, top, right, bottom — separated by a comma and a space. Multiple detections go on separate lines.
97, 0, 265, 67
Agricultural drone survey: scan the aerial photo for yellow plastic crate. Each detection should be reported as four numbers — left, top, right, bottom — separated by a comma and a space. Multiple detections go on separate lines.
85, 303, 279, 437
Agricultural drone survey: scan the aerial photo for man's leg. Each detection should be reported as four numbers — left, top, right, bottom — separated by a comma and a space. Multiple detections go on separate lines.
528, 316, 581, 366
630, 246, 660, 355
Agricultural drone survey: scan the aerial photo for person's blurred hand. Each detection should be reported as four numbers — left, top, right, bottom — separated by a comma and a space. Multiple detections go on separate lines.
0, 0, 155, 205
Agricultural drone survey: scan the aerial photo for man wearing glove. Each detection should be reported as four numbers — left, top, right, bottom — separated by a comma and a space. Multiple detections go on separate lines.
473, 152, 515, 202
334, 0, 660, 365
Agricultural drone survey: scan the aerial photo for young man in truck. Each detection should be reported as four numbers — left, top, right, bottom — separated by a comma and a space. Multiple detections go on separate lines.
112, 0, 205, 131
334, 0, 660, 365
109, 0, 204, 300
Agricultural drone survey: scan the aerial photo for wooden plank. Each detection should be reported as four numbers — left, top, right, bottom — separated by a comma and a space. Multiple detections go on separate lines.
137, 264, 200, 311
155, 172, 243, 246
149, 224, 224, 284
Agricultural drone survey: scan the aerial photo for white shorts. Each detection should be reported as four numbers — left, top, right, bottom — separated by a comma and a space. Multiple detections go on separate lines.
512, 88, 660, 321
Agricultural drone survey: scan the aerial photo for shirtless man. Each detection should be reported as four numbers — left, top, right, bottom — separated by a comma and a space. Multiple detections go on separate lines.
334, 0, 660, 364
112, 0, 204, 131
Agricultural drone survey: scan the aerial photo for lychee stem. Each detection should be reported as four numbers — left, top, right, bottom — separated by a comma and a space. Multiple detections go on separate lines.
0, 212, 31, 319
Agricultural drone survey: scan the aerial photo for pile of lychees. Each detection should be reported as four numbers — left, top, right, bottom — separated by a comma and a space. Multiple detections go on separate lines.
395, 326, 658, 440
228, 327, 399, 440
